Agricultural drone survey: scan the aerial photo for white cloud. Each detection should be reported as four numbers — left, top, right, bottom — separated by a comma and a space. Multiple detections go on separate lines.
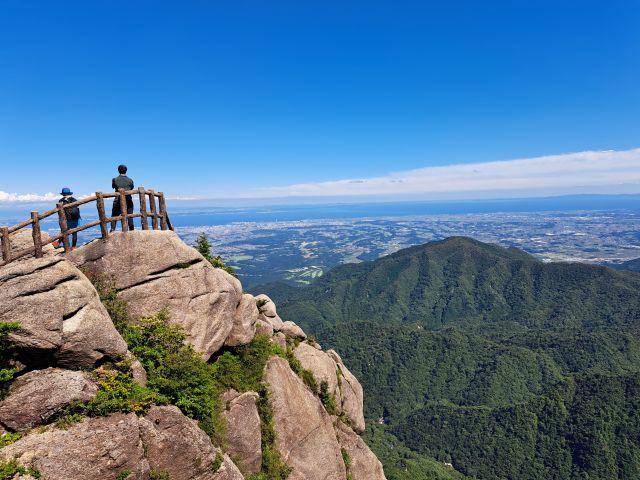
244, 148, 640, 199
0, 191, 59, 202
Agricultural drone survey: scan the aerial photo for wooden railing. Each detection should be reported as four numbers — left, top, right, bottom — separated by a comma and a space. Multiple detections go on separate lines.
0, 188, 173, 266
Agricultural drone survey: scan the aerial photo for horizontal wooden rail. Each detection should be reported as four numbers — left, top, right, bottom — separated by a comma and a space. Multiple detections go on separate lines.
0, 187, 173, 267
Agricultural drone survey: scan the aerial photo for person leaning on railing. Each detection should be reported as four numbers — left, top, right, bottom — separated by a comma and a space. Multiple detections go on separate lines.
110, 164, 135, 232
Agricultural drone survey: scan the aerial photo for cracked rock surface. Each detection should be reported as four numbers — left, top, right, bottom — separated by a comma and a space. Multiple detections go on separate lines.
0, 407, 245, 480
265, 356, 347, 480
0, 256, 128, 369
0, 368, 98, 432
68, 231, 244, 359
222, 390, 262, 474
294, 342, 365, 434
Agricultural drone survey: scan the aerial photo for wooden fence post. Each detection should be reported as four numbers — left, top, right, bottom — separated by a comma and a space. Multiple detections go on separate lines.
119, 189, 129, 232
0, 227, 10, 263
158, 192, 168, 230
31, 211, 43, 258
96, 192, 108, 239
138, 187, 148, 230
57, 203, 71, 253
148, 190, 159, 230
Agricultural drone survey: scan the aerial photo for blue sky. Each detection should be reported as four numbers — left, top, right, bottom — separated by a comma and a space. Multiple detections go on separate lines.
1, 1, 639, 201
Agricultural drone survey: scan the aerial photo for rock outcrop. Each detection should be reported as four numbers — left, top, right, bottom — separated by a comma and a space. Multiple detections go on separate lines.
140, 405, 244, 480
68, 231, 243, 360
0, 256, 128, 368
0, 368, 97, 432
224, 294, 258, 347
294, 342, 366, 434
335, 421, 386, 480
265, 356, 347, 480
222, 390, 262, 474
0, 230, 385, 480
7, 230, 55, 261
0, 413, 150, 479
0, 407, 245, 480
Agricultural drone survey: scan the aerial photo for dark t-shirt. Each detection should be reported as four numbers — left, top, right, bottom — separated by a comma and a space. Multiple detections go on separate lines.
112, 175, 134, 207
112, 175, 134, 191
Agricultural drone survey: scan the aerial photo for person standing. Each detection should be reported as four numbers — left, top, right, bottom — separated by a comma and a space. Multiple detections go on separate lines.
57, 187, 81, 248
110, 164, 135, 232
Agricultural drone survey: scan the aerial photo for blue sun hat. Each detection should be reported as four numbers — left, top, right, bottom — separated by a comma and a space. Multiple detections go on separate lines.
60, 187, 73, 196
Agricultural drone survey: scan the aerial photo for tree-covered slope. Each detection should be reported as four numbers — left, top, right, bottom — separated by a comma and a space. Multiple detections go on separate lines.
258, 237, 640, 480
262, 237, 640, 333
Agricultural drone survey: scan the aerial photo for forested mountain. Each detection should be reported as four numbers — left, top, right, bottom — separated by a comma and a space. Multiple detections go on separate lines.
258, 237, 640, 480
608, 257, 640, 273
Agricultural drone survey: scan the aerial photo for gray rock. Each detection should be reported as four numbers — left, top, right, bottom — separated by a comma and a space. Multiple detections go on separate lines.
0, 256, 128, 369
254, 294, 277, 318
335, 421, 386, 480
0, 407, 246, 480
265, 356, 347, 480
328, 350, 365, 434
126, 351, 148, 386
0, 368, 98, 432
293, 343, 365, 434
140, 405, 238, 480
224, 294, 258, 347
255, 318, 274, 337
0, 413, 151, 479
259, 313, 284, 332
8, 230, 56, 262
280, 321, 306, 339
222, 390, 262, 474
271, 332, 287, 350
68, 231, 243, 360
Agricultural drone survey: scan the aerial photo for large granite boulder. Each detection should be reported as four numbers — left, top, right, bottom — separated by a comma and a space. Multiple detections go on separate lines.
7, 230, 55, 262
0, 408, 246, 480
264, 356, 347, 480
327, 350, 365, 434
254, 294, 284, 331
224, 294, 258, 347
335, 421, 386, 480
68, 231, 243, 360
222, 390, 262, 474
0, 256, 128, 369
0, 368, 97, 432
294, 342, 365, 434
280, 321, 306, 339
140, 405, 244, 480
0, 413, 150, 479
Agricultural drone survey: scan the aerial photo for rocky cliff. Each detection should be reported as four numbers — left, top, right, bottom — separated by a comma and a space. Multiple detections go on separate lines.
0, 231, 385, 480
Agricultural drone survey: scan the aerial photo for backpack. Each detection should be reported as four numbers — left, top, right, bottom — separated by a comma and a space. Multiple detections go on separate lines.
61, 197, 81, 221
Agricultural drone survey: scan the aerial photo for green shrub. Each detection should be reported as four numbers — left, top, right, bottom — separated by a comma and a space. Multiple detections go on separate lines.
319, 381, 338, 415
213, 335, 274, 393
194, 233, 236, 277
116, 470, 132, 480
149, 470, 170, 480
79, 367, 161, 416
0, 459, 40, 479
256, 386, 290, 479
0, 322, 21, 385
0, 431, 22, 448
211, 452, 224, 472
54, 412, 84, 429
341, 448, 353, 480
282, 351, 317, 393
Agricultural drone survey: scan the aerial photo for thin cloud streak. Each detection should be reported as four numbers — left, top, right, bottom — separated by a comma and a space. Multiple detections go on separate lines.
0, 191, 59, 202
243, 149, 640, 199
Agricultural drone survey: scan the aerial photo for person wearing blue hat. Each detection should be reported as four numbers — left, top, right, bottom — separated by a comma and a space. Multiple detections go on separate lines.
57, 187, 81, 248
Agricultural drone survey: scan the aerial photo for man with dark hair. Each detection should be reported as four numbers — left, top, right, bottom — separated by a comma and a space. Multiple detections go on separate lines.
110, 164, 135, 232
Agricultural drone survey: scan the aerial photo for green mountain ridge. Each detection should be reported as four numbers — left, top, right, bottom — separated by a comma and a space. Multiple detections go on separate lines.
256, 237, 640, 480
